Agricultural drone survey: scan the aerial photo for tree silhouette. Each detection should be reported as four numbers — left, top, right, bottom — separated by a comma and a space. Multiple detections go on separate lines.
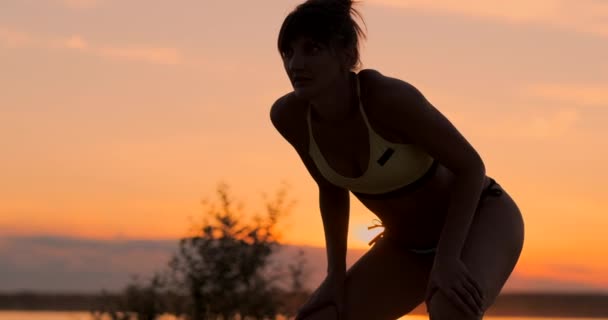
92, 182, 310, 320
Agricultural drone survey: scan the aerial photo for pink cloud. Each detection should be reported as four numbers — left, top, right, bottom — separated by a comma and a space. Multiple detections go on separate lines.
0, 27, 185, 66
370, 0, 560, 23
526, 83, 608, 107
64, 35, 88, 50
96, 46, 183, 65
369, 0, 608, 38
0, 27, 34, 48
472, 107, 580, 140
57, 0, 102, 9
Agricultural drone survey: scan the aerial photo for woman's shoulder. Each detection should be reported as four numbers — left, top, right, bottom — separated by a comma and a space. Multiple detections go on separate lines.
270, 91, 308, 149
357, 69, 427, 143
270, 92, 339, 189
358, 68, 420, 97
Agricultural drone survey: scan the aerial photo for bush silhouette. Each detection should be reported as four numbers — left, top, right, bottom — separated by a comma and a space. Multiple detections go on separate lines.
92, 182, 311, 320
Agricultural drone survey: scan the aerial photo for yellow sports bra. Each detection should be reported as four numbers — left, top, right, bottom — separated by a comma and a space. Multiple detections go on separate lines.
307, 73, 437, 196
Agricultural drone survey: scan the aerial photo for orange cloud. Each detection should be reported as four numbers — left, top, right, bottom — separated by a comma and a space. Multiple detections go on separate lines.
63, 35, 88, 50
96, 46, 183, 65
516, 108, 579, 139
468, 107, 580, 140
60, 37, 185, 65
526, 83, 608, 107
0, 27, 34, 48
370, 0, 560, 22
57, 0, 101, 9
55, 34, 184, 65
517, 262, 608, 288
369, 0, 608, 38
0, 26, 186, 66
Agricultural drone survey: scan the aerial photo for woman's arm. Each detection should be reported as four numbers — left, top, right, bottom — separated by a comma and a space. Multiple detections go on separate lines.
434, 167, 485, 259
366, 73, 487, 260
270, 94, 350, 276
318, 182, 350, 277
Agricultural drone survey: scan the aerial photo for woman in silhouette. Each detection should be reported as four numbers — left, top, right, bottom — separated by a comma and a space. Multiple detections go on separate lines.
270, 0, 525, 319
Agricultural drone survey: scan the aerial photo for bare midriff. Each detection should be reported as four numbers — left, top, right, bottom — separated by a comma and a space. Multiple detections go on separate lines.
355, 163, 492, 249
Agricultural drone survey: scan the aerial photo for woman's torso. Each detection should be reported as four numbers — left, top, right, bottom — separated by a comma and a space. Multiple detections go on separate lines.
284, 69, 492, 248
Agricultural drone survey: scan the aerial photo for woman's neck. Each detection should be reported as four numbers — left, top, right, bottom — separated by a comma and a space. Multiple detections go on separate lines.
309, 72, 358, 124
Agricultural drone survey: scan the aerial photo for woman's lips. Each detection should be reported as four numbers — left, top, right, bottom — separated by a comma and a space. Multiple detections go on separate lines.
293, 78, 312, 86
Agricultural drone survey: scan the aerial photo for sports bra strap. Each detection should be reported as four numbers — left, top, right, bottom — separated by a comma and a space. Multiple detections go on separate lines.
354, 73, 372, 129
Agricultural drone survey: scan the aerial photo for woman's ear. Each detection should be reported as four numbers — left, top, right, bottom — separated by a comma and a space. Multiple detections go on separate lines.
343, 46, 357, 70
331, 42, 356, 71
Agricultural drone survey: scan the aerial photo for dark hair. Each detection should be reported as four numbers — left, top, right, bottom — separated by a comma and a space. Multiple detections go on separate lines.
277, 0, 367, 71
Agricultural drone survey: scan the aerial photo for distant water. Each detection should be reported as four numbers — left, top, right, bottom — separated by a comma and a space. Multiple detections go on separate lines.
1, 312, 607, 320
0, 312, 177, 320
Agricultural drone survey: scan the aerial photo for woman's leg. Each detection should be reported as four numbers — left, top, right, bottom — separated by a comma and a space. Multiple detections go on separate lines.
302, 236, 435, 320
426, 183, 525, 320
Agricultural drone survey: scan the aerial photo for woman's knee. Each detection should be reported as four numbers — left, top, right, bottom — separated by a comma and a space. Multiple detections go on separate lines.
427, 290, 483, 320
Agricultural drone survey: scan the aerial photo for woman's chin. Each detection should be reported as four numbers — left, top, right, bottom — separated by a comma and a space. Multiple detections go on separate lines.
293, 86, 317, 99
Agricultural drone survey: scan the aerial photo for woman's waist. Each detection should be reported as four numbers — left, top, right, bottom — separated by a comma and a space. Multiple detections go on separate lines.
361, 182, 452, 224
366, 208, 446, 249
359, 166, 494, 220
366, 174, 498, 249
383, 218, 443, 248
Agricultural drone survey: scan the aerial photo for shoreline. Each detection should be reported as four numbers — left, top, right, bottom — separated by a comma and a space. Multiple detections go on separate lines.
0, 292, 607, 318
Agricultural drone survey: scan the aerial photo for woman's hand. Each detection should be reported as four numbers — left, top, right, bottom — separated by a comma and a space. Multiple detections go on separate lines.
295, 273, 346, 320
425, 256, 485, 317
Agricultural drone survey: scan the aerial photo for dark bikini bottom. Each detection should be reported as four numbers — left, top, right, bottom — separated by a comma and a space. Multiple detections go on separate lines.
367, 177, 504, 254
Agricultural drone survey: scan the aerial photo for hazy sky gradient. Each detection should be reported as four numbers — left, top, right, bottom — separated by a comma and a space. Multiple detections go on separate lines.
2, 235, 604, 293
1, 0, 607, 292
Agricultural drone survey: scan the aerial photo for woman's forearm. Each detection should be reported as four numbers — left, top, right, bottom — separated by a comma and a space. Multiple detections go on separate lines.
435, 167, 486, 261
319, 185, 350, 276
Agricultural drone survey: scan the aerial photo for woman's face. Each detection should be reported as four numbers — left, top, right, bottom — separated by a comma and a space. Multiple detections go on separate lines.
282, 36, 346, 99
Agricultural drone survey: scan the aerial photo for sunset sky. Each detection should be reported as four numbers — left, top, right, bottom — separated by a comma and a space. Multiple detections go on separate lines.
1, 0, 607, 292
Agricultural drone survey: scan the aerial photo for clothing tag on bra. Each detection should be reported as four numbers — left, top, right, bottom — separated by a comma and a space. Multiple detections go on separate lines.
377, 147, 395, 166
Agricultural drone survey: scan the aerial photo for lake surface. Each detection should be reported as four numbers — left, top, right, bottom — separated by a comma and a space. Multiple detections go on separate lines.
1, 312, 607, 320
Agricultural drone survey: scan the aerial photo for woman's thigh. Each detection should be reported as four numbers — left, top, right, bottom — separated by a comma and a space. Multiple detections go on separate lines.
427, 183, 525, 319
303, 237, 435, 320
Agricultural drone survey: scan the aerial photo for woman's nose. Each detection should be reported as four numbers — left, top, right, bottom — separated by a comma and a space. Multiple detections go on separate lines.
288, 52, 306, 71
